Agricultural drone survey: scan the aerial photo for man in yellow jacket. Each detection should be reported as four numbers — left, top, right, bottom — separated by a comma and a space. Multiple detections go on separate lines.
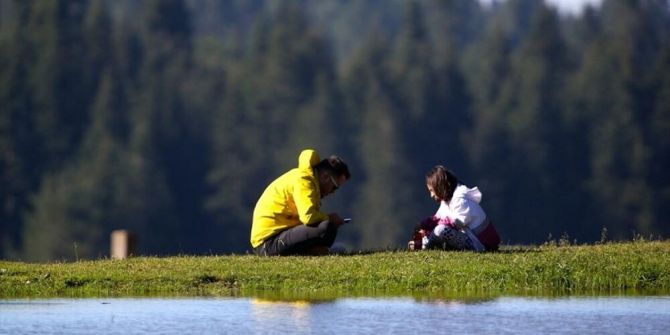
251, 149, 350, 256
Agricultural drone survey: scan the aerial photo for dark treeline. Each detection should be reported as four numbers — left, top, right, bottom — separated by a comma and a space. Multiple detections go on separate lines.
1, 0, 669, 261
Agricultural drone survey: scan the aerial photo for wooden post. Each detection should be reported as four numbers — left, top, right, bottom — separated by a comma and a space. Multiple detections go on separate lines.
111, 230, 136, 260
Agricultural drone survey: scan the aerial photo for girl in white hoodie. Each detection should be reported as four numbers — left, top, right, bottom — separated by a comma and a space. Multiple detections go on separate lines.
419, 165, 501, 251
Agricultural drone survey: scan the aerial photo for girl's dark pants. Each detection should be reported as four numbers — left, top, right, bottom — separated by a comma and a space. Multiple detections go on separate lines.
254, 220, 337, 256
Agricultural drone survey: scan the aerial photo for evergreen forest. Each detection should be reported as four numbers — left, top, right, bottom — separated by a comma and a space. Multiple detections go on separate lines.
1, 0, 669, 261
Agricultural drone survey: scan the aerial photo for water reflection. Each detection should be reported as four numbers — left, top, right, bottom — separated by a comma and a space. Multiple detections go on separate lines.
1, 295, 668, 335
413, 296, 495, 307
250, 298, 315, 333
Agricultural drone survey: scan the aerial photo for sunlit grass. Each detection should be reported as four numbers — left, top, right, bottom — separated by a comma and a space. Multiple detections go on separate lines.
1, 241, 668, 298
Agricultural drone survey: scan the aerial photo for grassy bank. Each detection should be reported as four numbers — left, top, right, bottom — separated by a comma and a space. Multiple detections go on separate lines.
1, 241, 669, 298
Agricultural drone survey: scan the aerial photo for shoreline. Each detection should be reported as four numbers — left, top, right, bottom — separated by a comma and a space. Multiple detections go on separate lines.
2, 241, 669, 298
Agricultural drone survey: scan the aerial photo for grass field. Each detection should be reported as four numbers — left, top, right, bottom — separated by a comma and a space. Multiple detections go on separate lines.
1, 241, 669, 298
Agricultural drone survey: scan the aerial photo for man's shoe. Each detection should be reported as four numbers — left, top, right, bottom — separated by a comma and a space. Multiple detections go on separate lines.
307, 246, 330, 256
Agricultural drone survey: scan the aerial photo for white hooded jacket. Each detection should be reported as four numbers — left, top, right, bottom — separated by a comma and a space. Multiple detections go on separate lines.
434, 184, 487, 231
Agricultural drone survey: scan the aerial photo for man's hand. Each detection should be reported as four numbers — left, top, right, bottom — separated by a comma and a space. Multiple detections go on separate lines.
328, 213, 345, 226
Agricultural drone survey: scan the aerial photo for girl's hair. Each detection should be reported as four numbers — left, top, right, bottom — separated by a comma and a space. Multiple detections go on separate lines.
425, 165, 459, 202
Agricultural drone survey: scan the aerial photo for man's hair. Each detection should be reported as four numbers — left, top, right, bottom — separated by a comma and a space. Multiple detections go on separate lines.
314, 155, 351, 179
425, 165, 459, 202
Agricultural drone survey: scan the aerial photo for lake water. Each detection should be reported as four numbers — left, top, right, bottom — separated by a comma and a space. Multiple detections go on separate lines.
1, 296, 669, 334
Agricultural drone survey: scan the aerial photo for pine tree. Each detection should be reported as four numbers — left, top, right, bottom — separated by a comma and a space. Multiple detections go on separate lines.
268, 3, 340, 167
465, 2, 571, 242
504, 5, 570, 240
424, 0, 483, 59
28, 0, 92, 169
206, 75, 256, 253
575, 0, 665, 238
465, 19, 516, 240
341, 31, 416, 249
2, 0, 100, 258
82, 0, 112, 100
20, 0, 138, 260
650, 40, 670, 236
392, 0, 433, 120
23, 71, 128, 261
390, 1, 475, 231
206, 4, 344, 251
206, 13, 278, 253
128, 0, 213, 254
0, 1, 36, 258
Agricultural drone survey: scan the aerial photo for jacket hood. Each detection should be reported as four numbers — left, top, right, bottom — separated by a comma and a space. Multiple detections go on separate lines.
454, 184, 482, 203
298, 149, 320, 170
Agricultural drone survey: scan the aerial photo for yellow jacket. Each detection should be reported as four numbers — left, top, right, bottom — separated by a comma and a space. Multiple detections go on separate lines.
250, 149, 329, 248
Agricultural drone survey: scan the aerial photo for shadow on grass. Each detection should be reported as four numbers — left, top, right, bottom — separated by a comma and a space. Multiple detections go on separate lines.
336, 245, 543, 256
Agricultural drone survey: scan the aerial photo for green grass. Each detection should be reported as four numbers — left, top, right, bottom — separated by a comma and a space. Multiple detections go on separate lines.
1, 241, 669, 298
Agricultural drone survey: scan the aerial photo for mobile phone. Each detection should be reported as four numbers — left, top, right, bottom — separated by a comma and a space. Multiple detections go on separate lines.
343, 218, 352, 223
